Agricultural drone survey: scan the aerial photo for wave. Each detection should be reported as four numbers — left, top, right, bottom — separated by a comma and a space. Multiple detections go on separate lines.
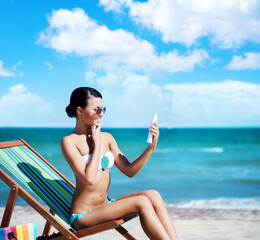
200, 147, 224, 153
156, 147, 224, 153
167, 197, 260, 210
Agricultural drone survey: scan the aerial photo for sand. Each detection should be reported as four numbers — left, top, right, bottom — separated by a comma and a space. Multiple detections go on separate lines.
1, 206, 260, 239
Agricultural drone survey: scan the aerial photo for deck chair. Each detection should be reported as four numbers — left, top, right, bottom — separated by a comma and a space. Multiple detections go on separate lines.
0, 139, 137, 240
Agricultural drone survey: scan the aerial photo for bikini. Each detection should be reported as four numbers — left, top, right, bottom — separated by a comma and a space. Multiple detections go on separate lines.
70, 151, 115, 226
83, 151, 115, 171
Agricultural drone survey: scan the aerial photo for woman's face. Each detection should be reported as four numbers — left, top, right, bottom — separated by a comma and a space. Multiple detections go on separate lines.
79, 97, 104, 127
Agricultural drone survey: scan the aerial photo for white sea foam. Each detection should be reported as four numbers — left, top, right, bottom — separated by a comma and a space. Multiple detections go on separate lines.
156, 147, 224, 153
185, 147, 224, 153
155, 148, 177, 153
167, 198, 260, 210
200, 147, 224, 153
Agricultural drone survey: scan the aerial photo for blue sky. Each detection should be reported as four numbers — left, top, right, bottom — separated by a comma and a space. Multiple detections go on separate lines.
0, 0, 260, 128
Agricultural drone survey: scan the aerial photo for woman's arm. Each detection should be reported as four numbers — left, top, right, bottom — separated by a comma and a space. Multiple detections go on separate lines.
109, 123, 159, 178
60, 126, 101, 185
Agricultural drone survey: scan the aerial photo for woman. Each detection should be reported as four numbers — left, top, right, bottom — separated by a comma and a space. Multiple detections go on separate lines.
61, 87, 178, 240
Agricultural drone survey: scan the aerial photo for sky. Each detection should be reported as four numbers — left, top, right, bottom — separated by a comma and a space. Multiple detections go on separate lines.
0, 0, 260, 128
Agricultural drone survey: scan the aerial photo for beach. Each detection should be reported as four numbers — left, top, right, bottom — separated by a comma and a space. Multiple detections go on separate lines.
1, 128, 260, 239
1, 205, 259, 239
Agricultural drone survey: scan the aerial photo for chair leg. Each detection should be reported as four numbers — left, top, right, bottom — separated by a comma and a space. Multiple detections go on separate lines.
115, 225, 137, 240
42, 209, 56, 237
1, 185, 19, 228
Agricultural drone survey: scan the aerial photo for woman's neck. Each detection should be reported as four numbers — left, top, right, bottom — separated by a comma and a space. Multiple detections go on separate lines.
73, 121, 92, 136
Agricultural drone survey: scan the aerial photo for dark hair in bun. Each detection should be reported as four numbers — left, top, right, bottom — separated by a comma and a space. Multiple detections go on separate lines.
66, 87, 102, 118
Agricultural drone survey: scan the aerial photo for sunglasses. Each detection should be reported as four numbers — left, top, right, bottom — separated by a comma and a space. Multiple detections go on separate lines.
93, 107, 106, 115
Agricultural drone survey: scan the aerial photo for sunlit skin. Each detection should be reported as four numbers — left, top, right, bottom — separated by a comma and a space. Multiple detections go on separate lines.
60, 97, 178, 240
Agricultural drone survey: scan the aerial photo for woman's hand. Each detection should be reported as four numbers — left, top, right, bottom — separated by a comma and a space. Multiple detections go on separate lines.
149, 122, 159, 150
91, 124, 101, 146
112, 123, 160, 178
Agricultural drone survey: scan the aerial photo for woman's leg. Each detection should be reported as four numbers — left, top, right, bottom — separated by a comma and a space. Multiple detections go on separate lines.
73, 195, 171, 240
119, 190, 178, 240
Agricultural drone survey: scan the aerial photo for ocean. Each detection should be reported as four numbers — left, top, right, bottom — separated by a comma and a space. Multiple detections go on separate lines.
0, 127, 260, 210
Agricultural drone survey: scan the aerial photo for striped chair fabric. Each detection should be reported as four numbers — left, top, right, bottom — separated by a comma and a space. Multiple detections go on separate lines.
0, 145, 74, 224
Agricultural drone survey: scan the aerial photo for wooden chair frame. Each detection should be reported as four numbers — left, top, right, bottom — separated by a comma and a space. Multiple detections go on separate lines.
0, 139, 137, 240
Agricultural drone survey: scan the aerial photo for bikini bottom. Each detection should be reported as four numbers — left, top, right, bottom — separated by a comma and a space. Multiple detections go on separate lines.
70, 199, 114, 226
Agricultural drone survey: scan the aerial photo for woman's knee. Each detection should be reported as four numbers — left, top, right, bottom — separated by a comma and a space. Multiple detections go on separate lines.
135, 195, 153, 211
144, 190, 163, 203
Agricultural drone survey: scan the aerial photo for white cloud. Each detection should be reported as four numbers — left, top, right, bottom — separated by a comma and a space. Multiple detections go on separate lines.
91, 72, 173, 127
0, 84, 57, 127
89, 73, 260, 127
99, 0, 129, 13
45, 61, 54, 71
0, 60, 22, 77
1, 81, 258, 128
226, 52, 260, 70
165, 80, 260, 127
85, 71, 97, 84
38, 8, 209, 74
99, 0, 260, 48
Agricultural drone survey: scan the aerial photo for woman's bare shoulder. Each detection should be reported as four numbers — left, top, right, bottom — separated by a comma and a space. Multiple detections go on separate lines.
61, 133, 74, 143
101, 132, 115, 142
101, 132, 119, 151
60, 133, 84, 148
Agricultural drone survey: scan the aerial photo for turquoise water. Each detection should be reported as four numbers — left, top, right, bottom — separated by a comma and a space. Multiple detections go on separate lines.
0, 128, 260, 209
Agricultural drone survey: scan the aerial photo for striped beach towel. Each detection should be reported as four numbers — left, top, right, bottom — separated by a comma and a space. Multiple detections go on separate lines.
0, 145, 74, 224
0, 223, 37, 240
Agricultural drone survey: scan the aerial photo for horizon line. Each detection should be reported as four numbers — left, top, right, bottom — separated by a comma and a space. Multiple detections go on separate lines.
1, 126, 260, 130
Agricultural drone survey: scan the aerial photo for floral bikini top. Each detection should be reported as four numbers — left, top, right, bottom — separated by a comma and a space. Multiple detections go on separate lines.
82, 151, 115, 171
